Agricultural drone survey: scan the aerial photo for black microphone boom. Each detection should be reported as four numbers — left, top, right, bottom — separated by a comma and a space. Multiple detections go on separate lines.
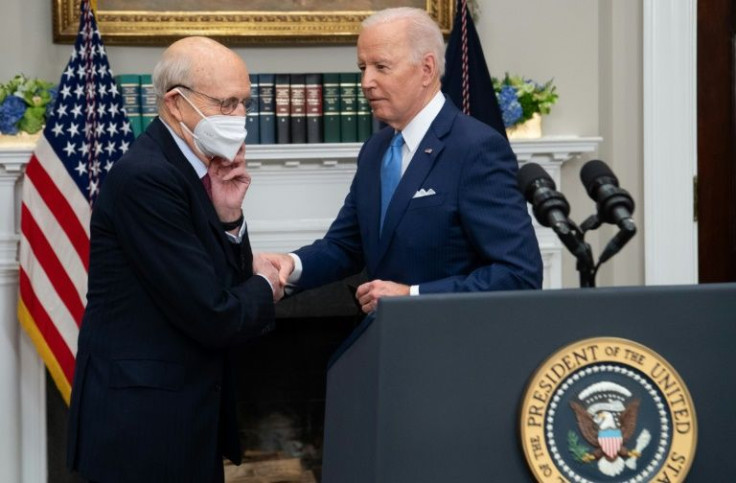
517, 163, 594, 272
580, 160, 636, 233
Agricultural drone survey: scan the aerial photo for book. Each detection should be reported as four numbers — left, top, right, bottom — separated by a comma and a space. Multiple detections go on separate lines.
247, 73, 260, 144
115, 74, 142, 137
357, 87, 372, 142
139, 74, 156, 132
322, 73, 341, 143
305, 73, 323, 143
289, 74, 307, 144
339, 73, 359, 142
275, 74, 291, 144
258, 74, 276, 144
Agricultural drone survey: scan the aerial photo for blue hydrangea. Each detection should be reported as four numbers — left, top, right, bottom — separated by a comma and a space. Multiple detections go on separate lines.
497, 85, 523, 128
0, 95, 26, 134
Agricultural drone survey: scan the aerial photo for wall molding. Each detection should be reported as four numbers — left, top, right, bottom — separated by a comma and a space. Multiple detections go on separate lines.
643, 0, 698, 284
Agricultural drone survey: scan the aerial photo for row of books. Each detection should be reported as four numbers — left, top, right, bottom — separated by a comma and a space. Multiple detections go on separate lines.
115, 73, 385, 144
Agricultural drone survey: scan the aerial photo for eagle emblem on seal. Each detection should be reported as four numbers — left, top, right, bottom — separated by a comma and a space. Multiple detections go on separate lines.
569, 381, 652, 477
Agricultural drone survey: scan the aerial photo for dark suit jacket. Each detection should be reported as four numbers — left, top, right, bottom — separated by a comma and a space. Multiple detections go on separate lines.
66, 118, 275, 482
294, 98, 542, 292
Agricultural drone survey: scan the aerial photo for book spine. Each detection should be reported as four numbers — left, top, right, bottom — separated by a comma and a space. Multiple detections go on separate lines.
289, 74, 307, 144
115, 74, 142, 137
275, 74, 291, 144
305, 73, 323, 143
339, 73, 358, 143
357, 86, 372, 142
139, 74, 156, 132
258, 74, 276, 144
322, 73, 341, 143
247, 73, 260, 144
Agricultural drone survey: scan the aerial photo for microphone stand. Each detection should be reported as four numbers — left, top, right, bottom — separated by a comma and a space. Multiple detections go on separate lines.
553, 218, 596, 287
568, 214, 636, 288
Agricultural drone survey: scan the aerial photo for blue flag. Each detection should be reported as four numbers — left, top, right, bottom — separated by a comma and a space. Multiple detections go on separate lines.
442, 0, 507, 138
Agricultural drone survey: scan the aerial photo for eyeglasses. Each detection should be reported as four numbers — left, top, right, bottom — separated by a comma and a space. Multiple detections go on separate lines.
170, 84, 253, 115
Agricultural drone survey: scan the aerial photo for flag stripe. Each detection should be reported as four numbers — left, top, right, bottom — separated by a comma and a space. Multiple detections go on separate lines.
22, 177, 88, 302
18, 269, 77, 385
21, 205, 85, 325
17, 298, 73, 405
19, 232, 82, 351
26, 153, 90, 268
33, 137, 92, 235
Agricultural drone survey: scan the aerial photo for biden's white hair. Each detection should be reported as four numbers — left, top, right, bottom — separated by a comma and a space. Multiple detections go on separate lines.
362, 7, 445, 78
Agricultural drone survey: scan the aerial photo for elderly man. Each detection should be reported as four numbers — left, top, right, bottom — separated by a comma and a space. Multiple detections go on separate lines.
264, 7, 542, 313
66, 37, 281, 482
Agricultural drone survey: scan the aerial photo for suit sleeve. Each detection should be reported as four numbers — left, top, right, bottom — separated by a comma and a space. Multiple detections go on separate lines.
292, 149, 368, 289
417, 131, 543, 293
108, 164, 274, 349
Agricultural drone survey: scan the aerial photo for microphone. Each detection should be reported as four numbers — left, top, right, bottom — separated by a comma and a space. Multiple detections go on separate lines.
517, 162, 570, 230
580, 160, 636, 233
580, 160, 637, 264
518, 163, 593, 268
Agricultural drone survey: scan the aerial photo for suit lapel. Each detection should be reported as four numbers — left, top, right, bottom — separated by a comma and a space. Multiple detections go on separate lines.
147, 119, 240, 272
374, 99, 458, 266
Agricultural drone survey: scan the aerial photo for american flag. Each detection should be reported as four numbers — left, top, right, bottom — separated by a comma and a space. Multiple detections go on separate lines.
17, 0, 134, 404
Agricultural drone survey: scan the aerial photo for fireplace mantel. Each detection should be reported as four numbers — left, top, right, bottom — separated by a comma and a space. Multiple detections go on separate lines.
0, 135, 601, 482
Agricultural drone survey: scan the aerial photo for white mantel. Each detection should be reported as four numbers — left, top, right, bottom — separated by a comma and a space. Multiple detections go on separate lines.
0, 135, 600, 482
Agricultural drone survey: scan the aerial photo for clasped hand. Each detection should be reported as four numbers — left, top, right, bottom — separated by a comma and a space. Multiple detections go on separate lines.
256, 253, 409, 313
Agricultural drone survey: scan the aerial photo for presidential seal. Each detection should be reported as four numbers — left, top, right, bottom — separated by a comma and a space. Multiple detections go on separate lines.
520, 337, 697, 482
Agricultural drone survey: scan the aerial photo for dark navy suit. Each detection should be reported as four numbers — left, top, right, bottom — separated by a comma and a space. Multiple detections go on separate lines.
295, 99, 542, 292
66, 118, 274, 482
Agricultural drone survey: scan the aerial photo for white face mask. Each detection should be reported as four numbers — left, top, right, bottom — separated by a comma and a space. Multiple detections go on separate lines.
176, 88, 247, 162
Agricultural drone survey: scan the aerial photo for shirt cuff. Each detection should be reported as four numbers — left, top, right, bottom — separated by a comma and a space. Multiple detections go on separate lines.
287, 253, 303, 283
409, 285, 419, 296
225, 220, 247, 244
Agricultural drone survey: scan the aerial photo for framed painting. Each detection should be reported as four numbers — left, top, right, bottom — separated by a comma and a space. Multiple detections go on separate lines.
52, 0, 455, 46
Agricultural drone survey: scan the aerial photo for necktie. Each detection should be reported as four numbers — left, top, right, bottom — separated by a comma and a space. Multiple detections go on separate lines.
201, 173, 212, 198
380, 132, 404, 232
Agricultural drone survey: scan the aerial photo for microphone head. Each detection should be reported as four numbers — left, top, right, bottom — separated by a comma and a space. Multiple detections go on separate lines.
518, 162, 555, 200
580, 159, 619, 197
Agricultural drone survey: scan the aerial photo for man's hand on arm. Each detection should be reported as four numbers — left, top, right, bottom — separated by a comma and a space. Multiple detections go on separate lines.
355, 279, 410, 314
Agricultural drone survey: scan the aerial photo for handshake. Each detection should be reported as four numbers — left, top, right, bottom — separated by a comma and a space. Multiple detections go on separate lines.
252, 252, 411, 313
252, 253, 294, 303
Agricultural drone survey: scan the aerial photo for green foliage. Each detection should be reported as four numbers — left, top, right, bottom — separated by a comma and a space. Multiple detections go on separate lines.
567, 430, 591, 463
492, 73, 559, 124
0, 74, 57, 135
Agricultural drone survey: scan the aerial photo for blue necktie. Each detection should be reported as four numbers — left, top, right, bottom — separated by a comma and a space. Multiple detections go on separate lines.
380, 132, 404, 233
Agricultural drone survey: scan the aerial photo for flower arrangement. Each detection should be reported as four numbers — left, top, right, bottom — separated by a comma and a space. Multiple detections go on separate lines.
493, 73, 558, 129
0, 74, 58, 135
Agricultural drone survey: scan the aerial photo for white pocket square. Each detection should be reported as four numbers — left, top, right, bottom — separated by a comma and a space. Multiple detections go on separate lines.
412, 188, 437, 199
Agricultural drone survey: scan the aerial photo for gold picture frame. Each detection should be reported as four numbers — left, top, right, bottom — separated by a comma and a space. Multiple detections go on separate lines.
52, 0, 455, 46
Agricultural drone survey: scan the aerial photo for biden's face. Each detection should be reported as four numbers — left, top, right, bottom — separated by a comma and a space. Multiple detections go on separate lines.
357, 19, 428, 131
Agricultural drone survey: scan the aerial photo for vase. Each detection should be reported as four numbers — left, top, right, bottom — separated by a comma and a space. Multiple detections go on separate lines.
506, 113, 542, 140
0, 132, 42, 148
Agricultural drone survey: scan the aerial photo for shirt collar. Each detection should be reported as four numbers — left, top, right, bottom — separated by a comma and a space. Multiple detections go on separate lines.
161, 118, 208, 179
400, 91, 445, 156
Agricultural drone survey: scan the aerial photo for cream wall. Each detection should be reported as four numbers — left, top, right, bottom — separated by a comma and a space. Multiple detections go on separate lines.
0, 0, 644, 289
